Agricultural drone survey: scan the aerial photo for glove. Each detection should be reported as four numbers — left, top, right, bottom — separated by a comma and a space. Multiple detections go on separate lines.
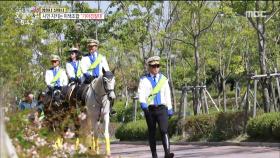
53, 86, 61, 90
70, 77, 75, 82
83, 74, 92, 84
167, 109, 173, 118
76, 78, 81, 84
69, 77, 75, 85
84, 73, 90, 79
47, 85, 53, 92
140, 103, 148, 112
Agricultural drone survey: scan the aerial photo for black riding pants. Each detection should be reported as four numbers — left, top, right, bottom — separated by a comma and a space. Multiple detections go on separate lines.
144, 105, 168, 154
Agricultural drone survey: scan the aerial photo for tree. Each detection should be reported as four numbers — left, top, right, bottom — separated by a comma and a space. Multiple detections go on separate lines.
230, 1, 280, 112
171, 1, 220, 115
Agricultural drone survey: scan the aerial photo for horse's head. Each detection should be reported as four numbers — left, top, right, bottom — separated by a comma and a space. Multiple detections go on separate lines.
102, 68, 116, 101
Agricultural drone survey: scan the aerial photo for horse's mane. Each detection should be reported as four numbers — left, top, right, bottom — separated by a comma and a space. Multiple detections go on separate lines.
103, 71, 114, 79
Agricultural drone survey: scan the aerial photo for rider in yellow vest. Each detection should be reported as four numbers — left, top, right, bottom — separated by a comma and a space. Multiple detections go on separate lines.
80, 39, 112, 154
45, 54, 68, 89
66, 47, 83, 84
138, 56, 174, 158
80, 39, 110, 84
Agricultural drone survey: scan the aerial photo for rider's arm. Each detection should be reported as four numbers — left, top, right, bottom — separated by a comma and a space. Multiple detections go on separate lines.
45, 70, 52, 87
80, 56, 91, 77
61, 70, 69, 86
138, 77, 149, 110
66, 62, 75, 81
101, 56, 110, 71
164, 79, 172, 111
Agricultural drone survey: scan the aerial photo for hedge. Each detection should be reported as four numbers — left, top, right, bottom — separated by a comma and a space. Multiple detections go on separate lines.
115, 117, 178, 141
211, 111, 246, 141
115, 111, 280, 142
183, 114, 216, 141
110, 100, 144, 123
115, 120, 148, 141
246, 112, 280, 140
116, 112, 246, 141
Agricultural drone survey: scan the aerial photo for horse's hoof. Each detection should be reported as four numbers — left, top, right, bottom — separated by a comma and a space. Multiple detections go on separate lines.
106, 155, 112, 158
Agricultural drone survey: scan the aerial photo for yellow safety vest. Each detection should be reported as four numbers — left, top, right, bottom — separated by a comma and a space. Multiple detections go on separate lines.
51, 69, 63, 86
147, 75, 167, 104
88, 54, 102, 72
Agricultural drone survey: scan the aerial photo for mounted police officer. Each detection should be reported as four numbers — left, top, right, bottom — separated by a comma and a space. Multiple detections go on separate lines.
138, 56, 174, 158
77, 39, 112, 107
80, 39, 110, 84
66, 47, 83, 84
45, 54, 68, 105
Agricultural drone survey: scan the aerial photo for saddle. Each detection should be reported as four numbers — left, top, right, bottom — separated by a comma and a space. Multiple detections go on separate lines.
76, 83, 90, 106
65, 83, 77, 103
64, 82, 90, 106
43, 86, 68, 107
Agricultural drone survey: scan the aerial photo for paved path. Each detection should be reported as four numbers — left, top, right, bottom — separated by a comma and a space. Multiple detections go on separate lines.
110, 143, 280, 158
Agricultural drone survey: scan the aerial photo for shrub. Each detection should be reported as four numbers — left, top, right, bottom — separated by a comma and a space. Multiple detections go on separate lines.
115, 118, 177, 141
184, 114, 217, 141
115, 120, 148, 141
6, 109, 31, 138
272, 119, 280, 140
247, 112, 280, 140
211, 111, 246, 141
168, 116, 179, 137
111, 100, 144, 123
183, 111, 249, 141
110, 100, 126, 122
115, 110, 280, 141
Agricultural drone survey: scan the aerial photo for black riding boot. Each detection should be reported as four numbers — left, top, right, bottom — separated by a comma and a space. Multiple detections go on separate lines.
149, 136, 157, 158
151, 150, 158, 158
162, 134, 174, 158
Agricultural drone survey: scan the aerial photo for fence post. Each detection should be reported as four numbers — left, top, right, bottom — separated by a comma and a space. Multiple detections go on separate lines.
275, 68, 280, 111
203, 88, 209, 114
235, 81, 239, 110
182, 90, 187, 138
253, 79, 258, 117
132, 95, 139, 122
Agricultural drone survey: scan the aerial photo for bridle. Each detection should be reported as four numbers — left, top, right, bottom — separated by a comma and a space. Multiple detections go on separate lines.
93, 74, 115, 122
102, 76, 115, 100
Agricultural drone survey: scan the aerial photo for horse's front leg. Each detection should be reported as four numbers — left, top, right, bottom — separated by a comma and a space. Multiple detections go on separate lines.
104, 112, 111, 157
92, 120, 100, 154
90, 109, 100, 155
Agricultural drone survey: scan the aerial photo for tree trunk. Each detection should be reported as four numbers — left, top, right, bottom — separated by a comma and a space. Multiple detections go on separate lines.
218, 51, 222, 109
193, 35, 200, 115
203, 88, 209, 114
257, 18, 270, 112
244, 78, 251, 132
169, 72, 177, 112
222, 77, 227, 112
270, 79, 277, 112
178, 88, 186, 121
200, 87, 204, 113
235, 81, 239, 110
165, 39, 177, 112
217, 77, 221, 109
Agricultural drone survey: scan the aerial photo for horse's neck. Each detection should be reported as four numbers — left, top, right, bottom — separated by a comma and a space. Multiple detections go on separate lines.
92, 77, 105, 96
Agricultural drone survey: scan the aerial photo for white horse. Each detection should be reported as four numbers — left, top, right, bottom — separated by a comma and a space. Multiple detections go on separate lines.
86, 69, 116, 157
